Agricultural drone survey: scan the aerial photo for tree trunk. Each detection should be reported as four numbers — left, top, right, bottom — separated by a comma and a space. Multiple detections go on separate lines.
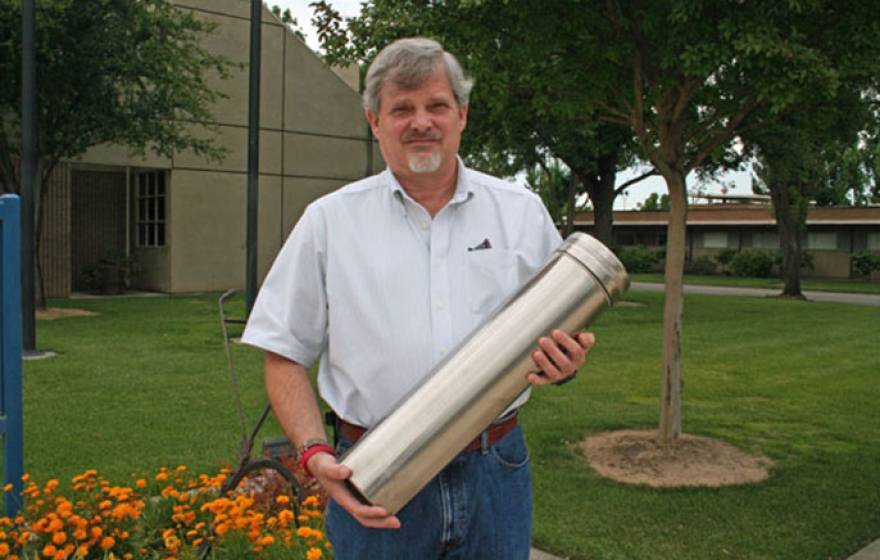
769, 180, 805, 297
577, 153, 618, 247
563, 173, 577, 237
658, 168, 687, 444
592, 154, 618, 247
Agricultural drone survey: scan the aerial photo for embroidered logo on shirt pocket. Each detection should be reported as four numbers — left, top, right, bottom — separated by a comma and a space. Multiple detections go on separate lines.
465, 248, 520, 315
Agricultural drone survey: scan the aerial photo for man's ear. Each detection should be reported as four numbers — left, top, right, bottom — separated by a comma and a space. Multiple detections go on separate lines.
365, 109, 380, 136
458, 104, 469, 132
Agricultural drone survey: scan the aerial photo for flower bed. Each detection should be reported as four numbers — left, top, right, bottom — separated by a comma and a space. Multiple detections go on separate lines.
1, 466, 332, 559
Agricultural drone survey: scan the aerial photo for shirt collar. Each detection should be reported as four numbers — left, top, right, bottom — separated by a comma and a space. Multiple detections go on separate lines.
386, 156, 475, 207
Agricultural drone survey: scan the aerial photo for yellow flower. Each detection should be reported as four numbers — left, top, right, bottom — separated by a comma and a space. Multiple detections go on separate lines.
306, 548, 323, 560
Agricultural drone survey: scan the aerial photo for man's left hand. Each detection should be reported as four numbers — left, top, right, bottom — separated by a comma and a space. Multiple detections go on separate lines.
528, 330, 595, 385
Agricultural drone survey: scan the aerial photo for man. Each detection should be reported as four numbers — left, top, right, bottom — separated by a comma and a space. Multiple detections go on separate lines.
242, 37, 595, 559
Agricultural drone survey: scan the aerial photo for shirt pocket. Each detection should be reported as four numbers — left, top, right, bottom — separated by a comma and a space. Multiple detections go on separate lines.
466, 248, 520, 315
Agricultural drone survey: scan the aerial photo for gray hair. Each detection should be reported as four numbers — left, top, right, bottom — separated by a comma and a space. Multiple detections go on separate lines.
363, 37, 474, 114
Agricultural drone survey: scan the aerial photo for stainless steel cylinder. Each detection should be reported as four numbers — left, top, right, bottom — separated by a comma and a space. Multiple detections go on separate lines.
339, 232, 629, 513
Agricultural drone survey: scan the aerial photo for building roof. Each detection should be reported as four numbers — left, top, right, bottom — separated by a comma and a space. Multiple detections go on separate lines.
575, 205, 880, 226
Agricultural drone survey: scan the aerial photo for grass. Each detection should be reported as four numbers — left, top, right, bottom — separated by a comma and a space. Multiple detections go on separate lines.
7, 291, 880, 559
631, 272, 880, 294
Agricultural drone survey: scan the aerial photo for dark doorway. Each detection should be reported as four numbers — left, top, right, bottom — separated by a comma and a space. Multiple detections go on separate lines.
70, 170, 127, 291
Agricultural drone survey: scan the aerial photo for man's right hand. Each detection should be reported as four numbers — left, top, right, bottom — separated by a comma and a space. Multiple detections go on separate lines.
308, 452, 402, 529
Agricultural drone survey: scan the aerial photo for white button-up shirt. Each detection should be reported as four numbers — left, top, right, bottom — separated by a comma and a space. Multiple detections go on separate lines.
242, 161, 562, 427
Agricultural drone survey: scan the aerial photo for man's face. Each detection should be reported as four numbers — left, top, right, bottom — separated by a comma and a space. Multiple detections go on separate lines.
366, 65, 468, 181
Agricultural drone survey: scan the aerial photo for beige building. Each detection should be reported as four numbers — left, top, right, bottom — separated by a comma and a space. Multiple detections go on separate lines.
40, 0, 381, 297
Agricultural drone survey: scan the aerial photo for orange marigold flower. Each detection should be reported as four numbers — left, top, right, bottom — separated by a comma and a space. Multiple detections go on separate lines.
99, 536, 114, 550
2, 484, 12, 493
303, 495, 320, 508
258, 535, 275, 546
20, 474, 29, 482
41, 543, 57, 558
51, 532, 66, 545
155, 473, 169, 482
75, 545, 89, 557
135, 479, 147, 489
0, 542, 9, 554
306, 548, 323, 560
275, 495, 290, 505
73, 529, 87, 541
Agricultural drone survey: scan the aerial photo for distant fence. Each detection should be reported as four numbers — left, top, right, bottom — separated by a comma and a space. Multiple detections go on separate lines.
0, 194, 24, 516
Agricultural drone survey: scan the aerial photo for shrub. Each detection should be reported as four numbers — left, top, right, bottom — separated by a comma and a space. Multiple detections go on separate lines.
615, 245, 663, 273
715, 249, 739, 266
852, 251, 880, 276
685, 256, 717, 275
729, 249, 775, 278
773, 250, 815, 272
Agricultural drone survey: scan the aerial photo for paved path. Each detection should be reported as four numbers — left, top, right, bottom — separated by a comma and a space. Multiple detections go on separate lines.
849, 539, 880, 560
531, 547, 565, 560
631, 282, 880, 307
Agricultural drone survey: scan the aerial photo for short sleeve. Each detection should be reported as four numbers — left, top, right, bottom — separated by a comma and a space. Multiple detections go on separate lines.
241, 205, 328, 367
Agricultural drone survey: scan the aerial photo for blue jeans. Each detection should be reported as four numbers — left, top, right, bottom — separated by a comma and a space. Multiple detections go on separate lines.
326, 425, 533, 559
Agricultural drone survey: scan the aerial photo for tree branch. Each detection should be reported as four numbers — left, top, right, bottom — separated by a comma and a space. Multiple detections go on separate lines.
687, 98, 761, 173
615, 168, 659, 195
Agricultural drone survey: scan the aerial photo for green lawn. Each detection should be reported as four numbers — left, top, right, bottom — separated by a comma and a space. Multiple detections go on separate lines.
631, 272, 880, 294
8, 291, 880, 559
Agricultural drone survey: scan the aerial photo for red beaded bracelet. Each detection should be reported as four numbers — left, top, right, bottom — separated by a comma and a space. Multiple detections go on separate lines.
298, 443, 336, 477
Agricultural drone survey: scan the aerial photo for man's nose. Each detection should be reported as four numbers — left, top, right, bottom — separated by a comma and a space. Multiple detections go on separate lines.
410, 108, 433, 131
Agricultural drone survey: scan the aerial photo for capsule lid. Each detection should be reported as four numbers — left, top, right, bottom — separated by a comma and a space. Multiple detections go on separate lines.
557, 232, 630, 303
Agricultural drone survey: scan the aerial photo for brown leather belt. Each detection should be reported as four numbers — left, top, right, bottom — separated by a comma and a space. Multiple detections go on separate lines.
336, 412, 518, 454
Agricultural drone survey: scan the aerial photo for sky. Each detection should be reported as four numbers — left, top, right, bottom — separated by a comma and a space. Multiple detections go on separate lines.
271, 0, 753, 209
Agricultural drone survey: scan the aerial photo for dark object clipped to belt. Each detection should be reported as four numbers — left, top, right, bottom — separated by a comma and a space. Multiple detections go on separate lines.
326, 410, 518, 454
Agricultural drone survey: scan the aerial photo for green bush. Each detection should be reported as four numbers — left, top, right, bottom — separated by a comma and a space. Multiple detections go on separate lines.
686, 256, 718, 275
715, 248, 739, 266
852, 251, 880, 276
616, 245, 663, 273
729, 249, 775, 278
773, 250, 815, 272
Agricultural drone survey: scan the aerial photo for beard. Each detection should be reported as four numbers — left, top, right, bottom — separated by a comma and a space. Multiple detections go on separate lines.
401, 130, 444, 174
407, 151, 442, 174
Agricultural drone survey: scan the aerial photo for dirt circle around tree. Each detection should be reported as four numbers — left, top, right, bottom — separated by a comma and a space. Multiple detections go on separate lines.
582, 430, 772, 488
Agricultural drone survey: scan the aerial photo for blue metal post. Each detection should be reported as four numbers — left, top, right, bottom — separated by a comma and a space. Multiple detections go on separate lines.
0, 195, 24, 516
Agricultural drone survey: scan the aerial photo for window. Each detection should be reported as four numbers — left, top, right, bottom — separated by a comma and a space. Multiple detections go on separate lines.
868, 232, 880, 251
752, 231, 779, 249
703, 232, 729, 249
136, 171, 166, 248
807, 232, 837, 250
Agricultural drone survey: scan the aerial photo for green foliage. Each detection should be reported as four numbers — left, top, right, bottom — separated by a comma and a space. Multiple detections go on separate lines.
685, 255, 717, 275
715, 248, 739, 266
773, 249, 815, 272
0, 0, 233, 193
638, 192, 670, 211
615, 245, 663, 273
729, 249, 775, 278
851, 251, 880, 276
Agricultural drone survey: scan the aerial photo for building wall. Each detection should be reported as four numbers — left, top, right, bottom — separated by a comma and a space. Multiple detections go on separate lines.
71, 0, 383, 294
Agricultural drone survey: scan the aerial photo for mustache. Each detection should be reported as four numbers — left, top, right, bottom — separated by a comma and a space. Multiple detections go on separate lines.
401, 130, 441, 142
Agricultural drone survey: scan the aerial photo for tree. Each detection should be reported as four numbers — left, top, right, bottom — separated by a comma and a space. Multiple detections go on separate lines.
309, 0, 655, 247
0, 0, 232, 305
639, 192, 670, 212
271, 5, 306, 41
741, 10, 880, 297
